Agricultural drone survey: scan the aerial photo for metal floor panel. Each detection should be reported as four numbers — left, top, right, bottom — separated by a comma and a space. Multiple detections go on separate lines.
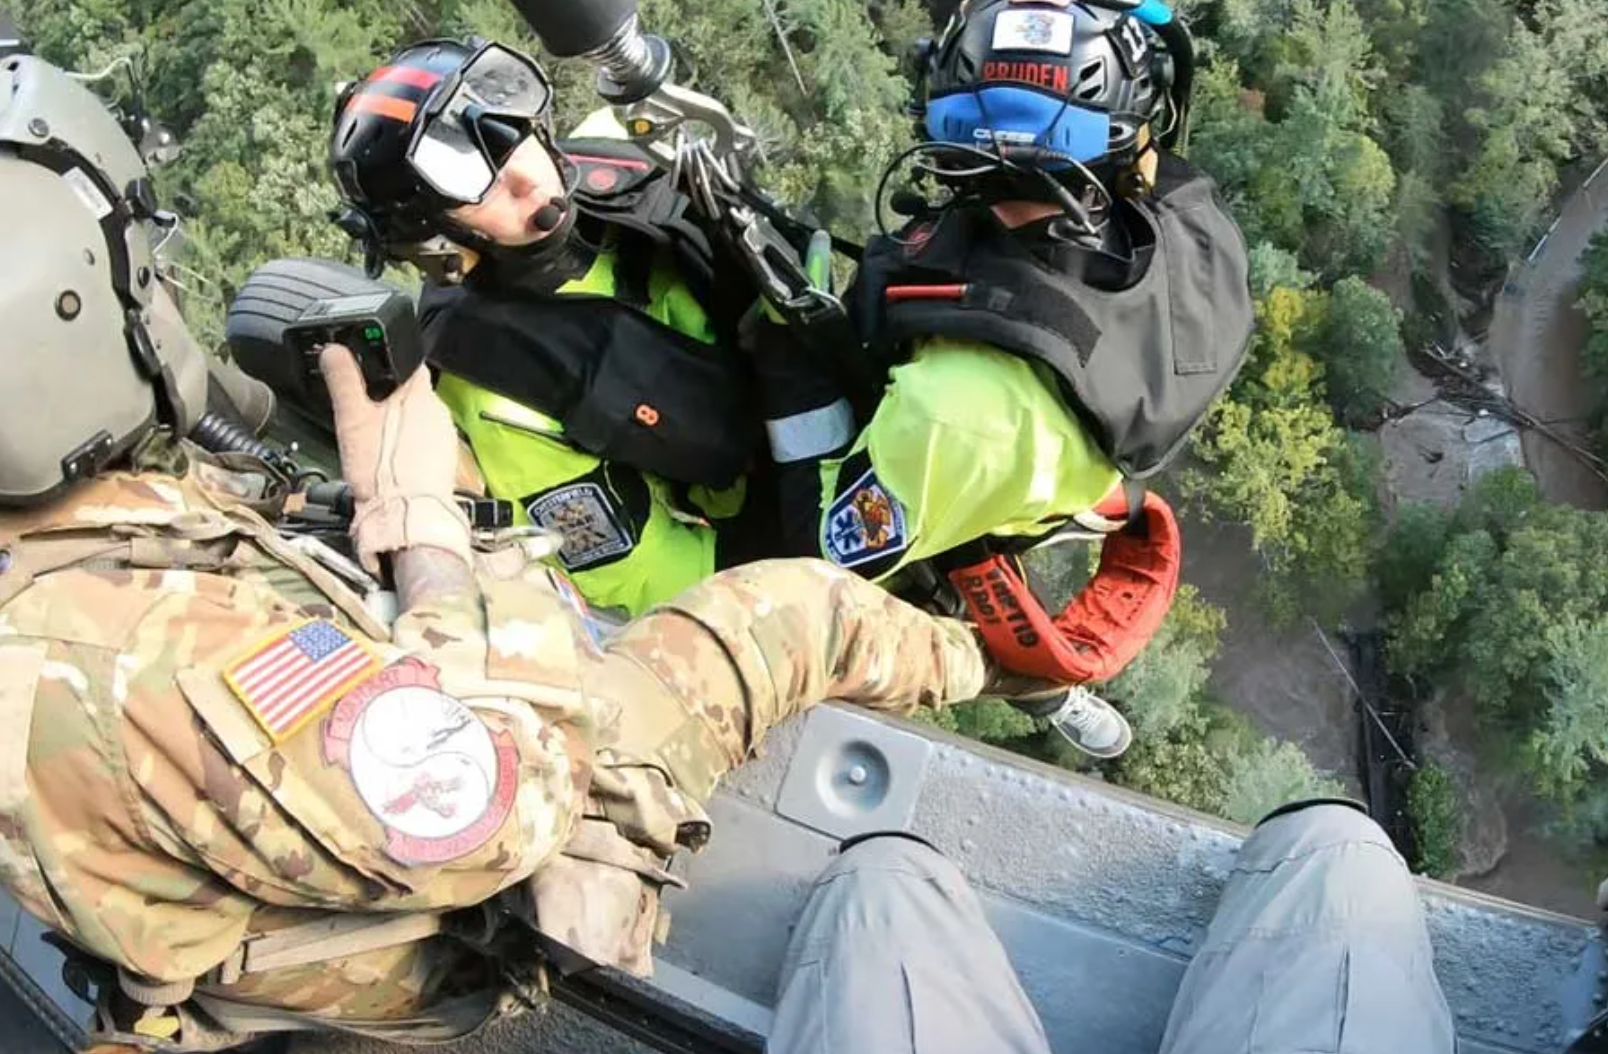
3, 704, 1602, 1054
656, 706, 1605, 1054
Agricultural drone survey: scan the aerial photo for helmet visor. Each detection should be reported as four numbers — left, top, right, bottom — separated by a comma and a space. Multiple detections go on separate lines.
408, 44, 552, 204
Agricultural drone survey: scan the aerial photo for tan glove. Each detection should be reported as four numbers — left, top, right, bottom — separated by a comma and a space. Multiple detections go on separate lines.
320, 345, 471, 572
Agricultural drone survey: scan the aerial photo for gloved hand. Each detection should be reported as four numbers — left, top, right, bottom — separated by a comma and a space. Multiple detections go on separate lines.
320, 344, 470, 572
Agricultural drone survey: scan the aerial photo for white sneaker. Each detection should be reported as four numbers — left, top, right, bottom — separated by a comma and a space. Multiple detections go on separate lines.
1037, 686, 1133, 759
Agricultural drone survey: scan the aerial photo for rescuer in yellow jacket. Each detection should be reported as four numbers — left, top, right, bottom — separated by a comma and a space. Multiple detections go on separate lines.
328, 38, 773, 617
740, 0, 1254, 756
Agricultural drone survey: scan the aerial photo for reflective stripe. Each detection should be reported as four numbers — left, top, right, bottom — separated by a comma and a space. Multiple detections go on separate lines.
349, 92, 418, 123
370, 64, 444, 91
765, 399, 856, 464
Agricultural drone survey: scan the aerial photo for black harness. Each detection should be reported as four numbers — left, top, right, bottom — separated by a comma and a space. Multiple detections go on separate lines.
851, 154, 1254, 479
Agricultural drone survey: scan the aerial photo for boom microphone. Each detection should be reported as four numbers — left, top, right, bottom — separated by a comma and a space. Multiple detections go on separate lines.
533, 197, 569, 233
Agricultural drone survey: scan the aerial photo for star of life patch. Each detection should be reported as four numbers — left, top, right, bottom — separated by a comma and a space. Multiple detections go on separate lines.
823, 467, 911, 570
525, 482, 634, 572
323, 658, 519, 866
223, 619, 380, 743
992, 8, 1075, 54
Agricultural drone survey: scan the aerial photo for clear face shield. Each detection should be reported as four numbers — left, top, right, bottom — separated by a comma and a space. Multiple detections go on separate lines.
406, 44, 553, 205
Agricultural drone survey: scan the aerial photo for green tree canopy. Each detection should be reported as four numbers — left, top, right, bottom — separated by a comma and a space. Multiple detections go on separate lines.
21, 0, 925, 345
1309, 276, 1405, 424
1184, 285, 1375, 623
1384, 470, 1608, 844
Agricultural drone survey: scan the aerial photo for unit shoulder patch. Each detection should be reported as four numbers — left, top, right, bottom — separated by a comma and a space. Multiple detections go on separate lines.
823, 465, 911, 572
322, 657, 518, 866
525, 481, 635, 572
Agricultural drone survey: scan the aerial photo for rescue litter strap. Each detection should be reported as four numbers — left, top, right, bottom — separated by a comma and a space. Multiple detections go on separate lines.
946, 488, 1182, 684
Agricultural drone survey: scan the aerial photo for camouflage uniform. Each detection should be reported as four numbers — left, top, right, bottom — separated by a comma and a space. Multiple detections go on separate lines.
0, 445, 987, 1045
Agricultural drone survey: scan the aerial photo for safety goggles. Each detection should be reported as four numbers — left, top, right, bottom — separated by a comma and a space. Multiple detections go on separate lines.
407, 43, 553, 205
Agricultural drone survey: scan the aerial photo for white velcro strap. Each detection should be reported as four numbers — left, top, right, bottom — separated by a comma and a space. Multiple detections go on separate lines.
1072, 508, 1129, 534
765, 398, 856, 464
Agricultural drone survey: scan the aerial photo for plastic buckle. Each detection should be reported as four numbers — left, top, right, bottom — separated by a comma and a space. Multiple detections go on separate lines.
458, 496, 514, 530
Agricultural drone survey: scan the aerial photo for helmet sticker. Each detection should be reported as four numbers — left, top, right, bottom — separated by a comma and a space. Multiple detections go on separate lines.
973, 127, 1039, 144
1116, 16, 1149, 69
369, 64, 444, 91
981, 59, 1073, 92
992, 8, 1076, 54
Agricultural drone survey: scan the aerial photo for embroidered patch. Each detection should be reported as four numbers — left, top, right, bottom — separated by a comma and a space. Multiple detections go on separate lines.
224, 620, 379, 743
525, 482, 634, 572
323, 658, 518, 866
992, 8, 1075, 53
823, 467, 911, 570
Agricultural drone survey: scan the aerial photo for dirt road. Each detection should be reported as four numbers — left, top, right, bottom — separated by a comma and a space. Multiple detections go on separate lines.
1487, 162, 1608, 510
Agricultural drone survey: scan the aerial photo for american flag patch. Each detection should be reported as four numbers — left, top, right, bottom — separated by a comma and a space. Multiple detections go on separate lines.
223, 620, 380, 742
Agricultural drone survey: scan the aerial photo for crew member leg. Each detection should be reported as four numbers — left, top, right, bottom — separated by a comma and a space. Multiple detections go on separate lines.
1158, 803, 1456, 1054
765, 835, 1051, 1054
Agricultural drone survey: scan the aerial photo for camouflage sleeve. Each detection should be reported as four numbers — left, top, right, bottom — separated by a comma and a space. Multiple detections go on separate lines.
102, 567, 582, 973
589, 558, 988, 806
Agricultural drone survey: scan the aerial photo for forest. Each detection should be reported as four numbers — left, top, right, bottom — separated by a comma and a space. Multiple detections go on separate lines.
19, 0, 1608, 893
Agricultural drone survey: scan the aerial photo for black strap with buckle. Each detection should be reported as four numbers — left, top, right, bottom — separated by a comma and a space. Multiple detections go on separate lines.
458, 496, 514, 531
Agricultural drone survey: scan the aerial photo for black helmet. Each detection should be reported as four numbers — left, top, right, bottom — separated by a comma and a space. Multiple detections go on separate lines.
328, 38, 559, 271
917, 0, 1179, 172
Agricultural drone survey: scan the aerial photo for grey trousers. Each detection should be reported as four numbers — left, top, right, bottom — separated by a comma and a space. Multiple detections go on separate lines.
765, 805, 1457, 1054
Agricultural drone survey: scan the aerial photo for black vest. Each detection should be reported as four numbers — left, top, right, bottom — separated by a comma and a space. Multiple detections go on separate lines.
851, 155, 1254, 479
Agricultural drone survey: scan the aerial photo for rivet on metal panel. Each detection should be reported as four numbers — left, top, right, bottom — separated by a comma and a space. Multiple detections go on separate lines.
775, 708, 933, 839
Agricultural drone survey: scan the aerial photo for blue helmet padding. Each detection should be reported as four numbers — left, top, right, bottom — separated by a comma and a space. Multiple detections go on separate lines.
925, 86, 1111, 162
1132, 0, 1174, 25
